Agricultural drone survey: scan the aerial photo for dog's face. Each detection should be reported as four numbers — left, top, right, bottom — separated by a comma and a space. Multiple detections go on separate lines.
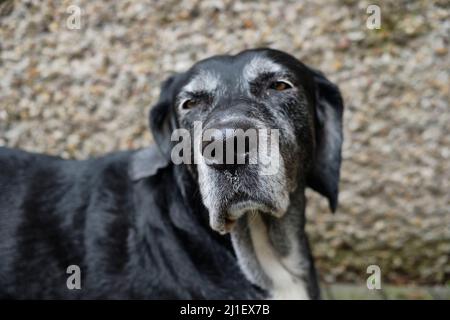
150, 49, 344, 234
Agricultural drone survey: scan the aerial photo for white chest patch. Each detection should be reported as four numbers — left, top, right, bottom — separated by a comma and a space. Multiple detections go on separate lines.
248, 214, 310, 300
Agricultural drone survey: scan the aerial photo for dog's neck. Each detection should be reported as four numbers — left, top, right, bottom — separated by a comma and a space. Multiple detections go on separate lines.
230, 190, 319, 300
145, 158, 319, 299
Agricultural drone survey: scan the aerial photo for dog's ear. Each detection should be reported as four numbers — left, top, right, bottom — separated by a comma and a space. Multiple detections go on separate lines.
306, 68, 344, 213
149, 74, 181, 160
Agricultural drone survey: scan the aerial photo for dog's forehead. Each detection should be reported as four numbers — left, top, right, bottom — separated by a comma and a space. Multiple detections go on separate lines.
181, 53, 287, 93
182, 69, 221, 93
242, 56, 283, 82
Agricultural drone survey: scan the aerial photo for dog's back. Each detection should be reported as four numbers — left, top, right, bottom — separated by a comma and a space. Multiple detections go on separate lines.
0, 147, 133, 298
0, 146, 260, 299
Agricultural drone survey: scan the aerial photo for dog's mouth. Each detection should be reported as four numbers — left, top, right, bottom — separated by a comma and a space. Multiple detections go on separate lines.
214, 197, 282, 234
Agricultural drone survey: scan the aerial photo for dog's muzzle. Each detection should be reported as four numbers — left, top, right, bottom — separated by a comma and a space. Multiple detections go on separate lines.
198, 119, 285, 234
201, 120, 257, 171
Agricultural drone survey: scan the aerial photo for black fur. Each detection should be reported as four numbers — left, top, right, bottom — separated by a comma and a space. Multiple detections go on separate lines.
0, 147, 262, 299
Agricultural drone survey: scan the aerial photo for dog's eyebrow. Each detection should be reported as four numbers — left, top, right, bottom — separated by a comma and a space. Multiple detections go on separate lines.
182, 70, 220, 94
242, 57, 283, 83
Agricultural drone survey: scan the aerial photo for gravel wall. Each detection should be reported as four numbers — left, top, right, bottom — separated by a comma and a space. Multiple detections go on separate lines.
0, 0, 449, 284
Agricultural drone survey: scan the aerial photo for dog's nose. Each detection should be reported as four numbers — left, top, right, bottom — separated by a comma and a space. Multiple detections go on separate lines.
201, 122, 255, 170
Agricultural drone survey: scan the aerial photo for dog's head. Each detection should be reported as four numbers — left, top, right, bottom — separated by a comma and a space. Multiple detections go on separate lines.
150, 48, 343, 234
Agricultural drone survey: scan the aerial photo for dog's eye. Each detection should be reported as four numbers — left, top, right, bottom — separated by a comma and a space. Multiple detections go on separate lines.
181, 99, 197, 110
270, 80, 293, 91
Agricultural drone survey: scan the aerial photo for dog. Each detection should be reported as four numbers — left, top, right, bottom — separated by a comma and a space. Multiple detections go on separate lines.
0, 48, 343, 299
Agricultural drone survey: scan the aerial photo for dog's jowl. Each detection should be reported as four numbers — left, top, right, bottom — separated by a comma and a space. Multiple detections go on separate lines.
0, 48, 344, 299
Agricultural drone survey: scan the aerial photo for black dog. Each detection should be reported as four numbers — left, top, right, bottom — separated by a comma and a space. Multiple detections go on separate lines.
0, 48, 343, 299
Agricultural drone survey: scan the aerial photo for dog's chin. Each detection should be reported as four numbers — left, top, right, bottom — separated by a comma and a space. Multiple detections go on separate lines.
210, 198, 285, 235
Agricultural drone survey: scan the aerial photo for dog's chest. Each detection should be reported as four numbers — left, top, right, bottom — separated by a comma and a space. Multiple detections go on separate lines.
248, 215, 309, 300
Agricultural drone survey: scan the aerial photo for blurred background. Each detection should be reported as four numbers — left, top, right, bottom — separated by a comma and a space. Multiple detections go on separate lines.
0, 0, 449, 297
